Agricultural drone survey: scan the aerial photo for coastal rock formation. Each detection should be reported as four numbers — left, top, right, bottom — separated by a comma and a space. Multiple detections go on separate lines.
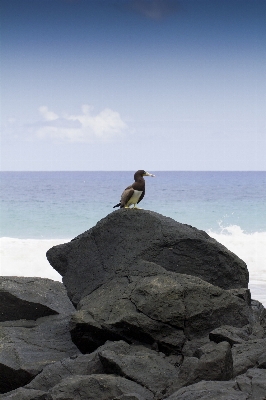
70, 272, 251, 355
0, 279, 80, 394
0, 277, 75, 321
46, 374, 154, 400
1, 210, 266, 399
46, 210, 249, 306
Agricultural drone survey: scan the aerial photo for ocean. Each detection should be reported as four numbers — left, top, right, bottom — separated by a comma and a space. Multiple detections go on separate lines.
1, 171, 265, 306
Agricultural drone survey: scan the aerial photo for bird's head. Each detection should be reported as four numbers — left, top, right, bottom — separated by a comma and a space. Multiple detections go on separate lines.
135, 170, 155, 178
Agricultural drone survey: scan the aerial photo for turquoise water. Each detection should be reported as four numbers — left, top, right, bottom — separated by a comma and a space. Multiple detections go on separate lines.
1, 171, 265, 239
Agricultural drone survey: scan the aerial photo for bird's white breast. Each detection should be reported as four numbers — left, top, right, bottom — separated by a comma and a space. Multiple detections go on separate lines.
127, 190, 143, 205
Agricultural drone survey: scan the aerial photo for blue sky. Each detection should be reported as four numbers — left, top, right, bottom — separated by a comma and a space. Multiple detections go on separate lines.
1, 0, 265, 170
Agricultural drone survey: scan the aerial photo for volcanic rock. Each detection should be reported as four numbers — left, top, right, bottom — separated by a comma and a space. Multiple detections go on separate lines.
209, 325, 251, 346
2, 211, 266, 398
46, 374, 154, 400
0, 278, 79, 394
70, 272, 251, 354
164, 380, 248, 400
232, 338, 266, 377
0, 388, 47, 399
98, 340, 179, 397
46, 210, 249, 305
25, 341, 116, 392
175, 341, 233, 390
0, 315, 80, 394
235, 368, 266, 399
0, 277, 75, 321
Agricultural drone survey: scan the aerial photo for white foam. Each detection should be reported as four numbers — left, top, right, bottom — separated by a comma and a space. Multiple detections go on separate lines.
208, 225, 266, 306
0, 237, 69, 281
207, 225, 266, 283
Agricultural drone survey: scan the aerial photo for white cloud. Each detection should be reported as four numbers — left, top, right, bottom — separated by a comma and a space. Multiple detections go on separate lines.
39, 106, 58, 121
36, 105, 128, 142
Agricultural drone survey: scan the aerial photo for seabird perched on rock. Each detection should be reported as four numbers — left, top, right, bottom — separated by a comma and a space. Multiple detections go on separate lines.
113, 170, 155, 209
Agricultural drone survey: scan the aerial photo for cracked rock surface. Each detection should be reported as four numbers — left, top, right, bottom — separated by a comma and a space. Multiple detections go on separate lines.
70, 272, 251, 355
0, 279, 79, 394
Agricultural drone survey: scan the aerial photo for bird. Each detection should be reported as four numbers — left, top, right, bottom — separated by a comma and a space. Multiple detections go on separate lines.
113, 170, 155, 209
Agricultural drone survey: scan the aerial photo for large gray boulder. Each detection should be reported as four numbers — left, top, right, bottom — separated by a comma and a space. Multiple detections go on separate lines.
0, 315, 80, 394
46, 210, 249, 305
0, 277, 75, 321
70, 272, 251, 354
0, 278, 80, 394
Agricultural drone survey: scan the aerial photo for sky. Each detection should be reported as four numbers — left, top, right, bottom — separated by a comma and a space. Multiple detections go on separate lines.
1, 0, 265, 171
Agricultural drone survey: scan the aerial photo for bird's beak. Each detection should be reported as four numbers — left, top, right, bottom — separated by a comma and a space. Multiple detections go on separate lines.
144, 172, 155, 177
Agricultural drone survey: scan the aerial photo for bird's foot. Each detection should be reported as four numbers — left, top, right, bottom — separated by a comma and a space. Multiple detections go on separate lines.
133, 206, 142, 209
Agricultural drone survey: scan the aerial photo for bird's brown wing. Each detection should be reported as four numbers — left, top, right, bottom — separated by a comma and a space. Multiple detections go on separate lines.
120, 186, 134, 207
137, 187, 145, 204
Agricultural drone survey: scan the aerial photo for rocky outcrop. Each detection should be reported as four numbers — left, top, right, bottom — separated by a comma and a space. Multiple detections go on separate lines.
165, 368, 266, 400
235, 368, 266, 399
232, 338, 266, 377
46, 210, 249, 306
97, 341, 179, 397
46, 374, 154, 400
1, 210, 265, 399
0, 388, 47, 400
70, 272, 251, 355
175, 341, 233, 389
0, 279, 80, 394
0, 277, 75, 321
164, 380, 248, 399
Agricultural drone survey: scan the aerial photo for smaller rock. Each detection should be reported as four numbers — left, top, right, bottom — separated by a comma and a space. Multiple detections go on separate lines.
0, 277, 75, 322
0, 315, 80, 394
164, 380, 248, 400
113, 395, 145, 400
26, 344, 105, 392
236, 368, 266, 400
209, 325, 250, 346
250, 300, 266, 337
232, 338, 266, 376
181, 336, 210, 357
0, 387, 47, 399
98, 340, 178, 397
227, 288, 251, 306
46, 374, 154, 400
176, 341, 233, 389
258, 352, 266, 369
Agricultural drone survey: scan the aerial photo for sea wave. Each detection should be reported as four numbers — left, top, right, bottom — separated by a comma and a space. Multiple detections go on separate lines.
207, 225, 266, 284
0, 237, 69, 281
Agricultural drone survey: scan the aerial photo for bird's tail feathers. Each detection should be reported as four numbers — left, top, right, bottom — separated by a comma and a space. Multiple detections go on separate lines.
113, 203, 121, 208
